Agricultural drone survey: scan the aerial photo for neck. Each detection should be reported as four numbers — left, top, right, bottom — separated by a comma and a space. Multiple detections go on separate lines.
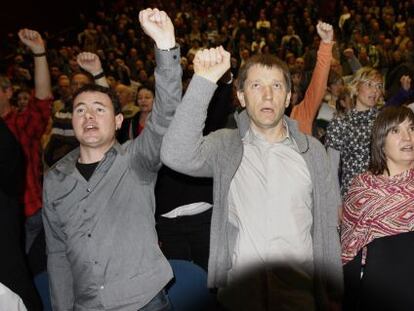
386, 162, 414, 176
139, 111, 150, 123
78, 141, 115, 164
355, 100, 371, 112
251, 121, 287, 143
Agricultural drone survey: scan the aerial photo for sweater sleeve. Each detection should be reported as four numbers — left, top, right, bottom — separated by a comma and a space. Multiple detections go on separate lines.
161, 75, 219, 178
290, 41, 333, 135
129, 47, 182, 174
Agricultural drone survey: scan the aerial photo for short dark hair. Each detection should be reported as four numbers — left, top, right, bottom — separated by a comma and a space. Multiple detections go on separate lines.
72, 84, 122, 115
369, 106, 414, 175
236, 54, 291, 93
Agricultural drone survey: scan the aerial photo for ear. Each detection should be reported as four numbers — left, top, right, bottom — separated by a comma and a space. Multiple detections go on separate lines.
115, 113, 124, 130
285, 91, 292, 108
237, 90, 246, 108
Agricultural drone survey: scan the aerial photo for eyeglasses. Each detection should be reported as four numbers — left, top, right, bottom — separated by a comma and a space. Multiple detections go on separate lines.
360, 79, 384, 90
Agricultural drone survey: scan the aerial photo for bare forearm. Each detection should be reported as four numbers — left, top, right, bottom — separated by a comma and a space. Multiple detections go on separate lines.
34, 54, 52, 99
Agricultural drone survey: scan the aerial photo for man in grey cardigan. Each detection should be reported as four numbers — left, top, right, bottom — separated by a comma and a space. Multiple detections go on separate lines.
161, 47, 343, 310
42, 8, 180, 311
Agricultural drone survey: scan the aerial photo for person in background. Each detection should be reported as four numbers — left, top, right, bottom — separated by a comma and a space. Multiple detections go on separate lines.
341, 106, 414, 310
117, 84, 154, 143
325, 67, 383, 197
0, 29, 52, 253
289, 21, 334, 135
0, 117, 41, 310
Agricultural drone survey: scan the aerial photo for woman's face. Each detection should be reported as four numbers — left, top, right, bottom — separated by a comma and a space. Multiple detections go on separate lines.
17, 91, 30, 111
137, 88, 154, 113
356, 76, 383, 111
384, 118, 414, 173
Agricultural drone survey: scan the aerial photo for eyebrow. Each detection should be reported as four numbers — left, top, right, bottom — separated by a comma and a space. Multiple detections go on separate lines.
74, 101, 106, 108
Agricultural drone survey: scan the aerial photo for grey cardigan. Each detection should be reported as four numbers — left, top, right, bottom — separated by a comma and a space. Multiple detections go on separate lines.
161, 75, 343, 309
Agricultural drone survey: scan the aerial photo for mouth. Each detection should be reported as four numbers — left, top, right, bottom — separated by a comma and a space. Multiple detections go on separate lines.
84, 124, 98, 132
401, 145, 414, 152
368, 95, 377, 102
260, 107, 275, 113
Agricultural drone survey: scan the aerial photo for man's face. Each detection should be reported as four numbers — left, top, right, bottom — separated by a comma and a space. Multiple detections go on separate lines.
58, 77, 71, 98
71, 74, 90, 93
295, 58, 305, 70
72, 91, 123, 152
237, 65, 291, 136
115, 85, 131, 107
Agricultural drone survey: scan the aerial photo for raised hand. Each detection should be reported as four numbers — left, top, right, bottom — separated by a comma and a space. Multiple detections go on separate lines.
139, 8, 175, 50
400, 75, 412, 91
316, 21, 334, 44
77, 52, 103, 76
193, 46, 231, 83
18, 29, 45, 54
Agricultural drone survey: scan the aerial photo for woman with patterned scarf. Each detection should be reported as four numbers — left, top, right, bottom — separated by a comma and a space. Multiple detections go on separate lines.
341, 106, 414, 310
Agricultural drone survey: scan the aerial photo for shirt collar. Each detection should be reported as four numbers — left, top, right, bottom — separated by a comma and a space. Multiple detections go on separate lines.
243, 120, 298, 151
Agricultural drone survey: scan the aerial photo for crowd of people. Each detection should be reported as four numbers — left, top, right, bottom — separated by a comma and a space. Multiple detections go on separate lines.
2, 0, 414, 310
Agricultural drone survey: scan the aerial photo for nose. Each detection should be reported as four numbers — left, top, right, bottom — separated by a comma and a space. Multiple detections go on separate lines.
84, 108, 95, 120
262, 85, 273, 100
401, 129, 412, 141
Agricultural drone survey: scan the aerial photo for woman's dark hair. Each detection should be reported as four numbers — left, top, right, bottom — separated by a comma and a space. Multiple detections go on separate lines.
369, 106, 414, 175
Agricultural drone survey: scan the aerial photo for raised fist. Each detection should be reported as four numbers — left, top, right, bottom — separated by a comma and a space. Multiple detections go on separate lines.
139, 8, 175, 50
77, 52, 103, 76
193, 46, 231, 83
316, 21, 334, 44
18, 29, 45, 54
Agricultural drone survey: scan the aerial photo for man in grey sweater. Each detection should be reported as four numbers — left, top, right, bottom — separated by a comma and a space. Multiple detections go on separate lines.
42, 8, 180, 311
161, 47, 343, 310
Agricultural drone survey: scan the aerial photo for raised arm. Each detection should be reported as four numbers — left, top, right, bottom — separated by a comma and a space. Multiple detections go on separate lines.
18, 29, 52, 99
129, 8, 182, 172
161, 47, 231, 177
290, 21, 334, 135
77, 52, 109, 87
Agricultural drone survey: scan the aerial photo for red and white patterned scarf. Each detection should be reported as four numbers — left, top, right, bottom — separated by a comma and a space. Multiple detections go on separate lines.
341, 168, 414, 265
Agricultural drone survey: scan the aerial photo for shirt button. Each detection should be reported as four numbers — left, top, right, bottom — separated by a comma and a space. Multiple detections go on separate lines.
173, 55, 177, 59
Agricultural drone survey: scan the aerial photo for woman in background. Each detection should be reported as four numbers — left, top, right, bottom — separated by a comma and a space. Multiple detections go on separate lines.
325, 67, 383, 197
117, 85, 154, 142
341, 106, 414, 310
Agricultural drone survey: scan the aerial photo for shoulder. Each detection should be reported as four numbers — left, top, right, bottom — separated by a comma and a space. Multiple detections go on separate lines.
304, 135, 329, 161
205, 128, 241, 150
